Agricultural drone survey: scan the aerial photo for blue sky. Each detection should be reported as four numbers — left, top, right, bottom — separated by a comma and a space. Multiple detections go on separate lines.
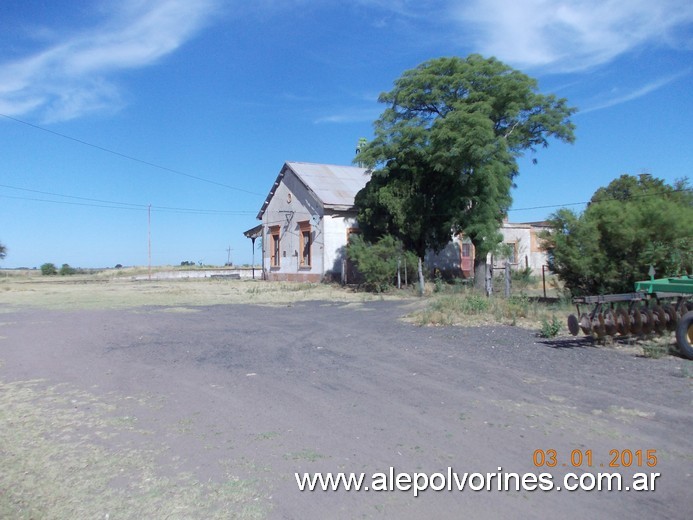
0, 0, 691, 268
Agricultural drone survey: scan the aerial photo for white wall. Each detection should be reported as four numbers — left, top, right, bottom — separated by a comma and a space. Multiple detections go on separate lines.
495, 225, 549, 273
323, 213, 358, 276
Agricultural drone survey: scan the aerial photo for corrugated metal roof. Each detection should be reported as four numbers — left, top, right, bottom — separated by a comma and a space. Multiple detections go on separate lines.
257, 161, 371, 219
286, 162, 370, 208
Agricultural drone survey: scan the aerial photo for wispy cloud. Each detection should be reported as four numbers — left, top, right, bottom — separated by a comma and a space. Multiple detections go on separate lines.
314, 107, 382, 124
0, 0, 219, 122
581, 70, 691, 113
451, 0, 693, 72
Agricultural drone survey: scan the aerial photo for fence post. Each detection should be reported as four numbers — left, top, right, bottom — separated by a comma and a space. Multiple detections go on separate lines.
397, 258, 401, 289
504, 262, 511, 298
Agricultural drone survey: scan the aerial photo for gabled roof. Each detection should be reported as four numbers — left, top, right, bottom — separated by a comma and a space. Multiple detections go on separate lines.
257, 161, 371, 219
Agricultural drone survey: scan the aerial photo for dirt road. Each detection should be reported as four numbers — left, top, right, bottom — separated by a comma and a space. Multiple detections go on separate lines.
1, 300, 691, 518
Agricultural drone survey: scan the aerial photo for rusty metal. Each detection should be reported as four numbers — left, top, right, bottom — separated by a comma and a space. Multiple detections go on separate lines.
566, 275, 693, 359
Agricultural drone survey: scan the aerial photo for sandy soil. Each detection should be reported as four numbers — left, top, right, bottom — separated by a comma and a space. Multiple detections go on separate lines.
0, 300, 691, 519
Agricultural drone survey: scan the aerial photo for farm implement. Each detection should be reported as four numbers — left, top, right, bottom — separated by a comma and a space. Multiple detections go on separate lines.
567, 275, 693, 359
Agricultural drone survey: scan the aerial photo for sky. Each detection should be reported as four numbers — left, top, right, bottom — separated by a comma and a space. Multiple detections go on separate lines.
0, 0, 691, 268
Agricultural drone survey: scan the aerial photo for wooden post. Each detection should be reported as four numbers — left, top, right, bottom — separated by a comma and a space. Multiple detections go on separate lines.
542, 264, 547, 299
504, 262, 511, 298
485, 261, 493, 297
418, 257, 424, 297
397, 258, 401, 289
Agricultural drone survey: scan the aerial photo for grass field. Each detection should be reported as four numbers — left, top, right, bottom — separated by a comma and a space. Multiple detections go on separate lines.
0, 269, 396, 311
0, 268, 585, 338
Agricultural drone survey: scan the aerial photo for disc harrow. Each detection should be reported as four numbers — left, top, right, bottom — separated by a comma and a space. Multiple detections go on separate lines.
567, 275, 693, 359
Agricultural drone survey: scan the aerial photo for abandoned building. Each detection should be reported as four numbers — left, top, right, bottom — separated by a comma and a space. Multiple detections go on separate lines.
244, 161, 550, 282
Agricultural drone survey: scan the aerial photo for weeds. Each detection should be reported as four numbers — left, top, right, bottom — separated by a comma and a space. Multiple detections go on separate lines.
641, 338, 677, 359
412, 288, 572, 329
539, 315, 563, 338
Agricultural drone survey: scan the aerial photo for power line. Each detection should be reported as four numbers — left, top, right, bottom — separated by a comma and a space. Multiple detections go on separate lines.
0, 113, 265, 197
508, 186, 692, 213
0, 186, 255, 215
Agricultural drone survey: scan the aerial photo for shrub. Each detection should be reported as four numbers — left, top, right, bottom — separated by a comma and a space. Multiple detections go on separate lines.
59, 263, 76, 276
40, 263, 58, 276
539, 315, 562, 338
347, 234, 417, 292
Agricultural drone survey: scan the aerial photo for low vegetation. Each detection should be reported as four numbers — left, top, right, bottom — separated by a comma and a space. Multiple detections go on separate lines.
0, 378, 267, 519
410, 289, 569, 331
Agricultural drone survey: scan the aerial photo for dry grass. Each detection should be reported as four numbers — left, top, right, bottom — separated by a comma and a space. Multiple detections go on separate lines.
0, 269, 400, 310
0, 377, 268, 519
407, 290, 571, 330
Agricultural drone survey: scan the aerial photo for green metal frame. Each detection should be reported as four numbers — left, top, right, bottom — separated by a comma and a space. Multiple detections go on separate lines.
634, 275, 693, 295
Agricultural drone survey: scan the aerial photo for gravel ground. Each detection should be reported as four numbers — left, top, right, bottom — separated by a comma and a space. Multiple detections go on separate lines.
0, 300, 691, 519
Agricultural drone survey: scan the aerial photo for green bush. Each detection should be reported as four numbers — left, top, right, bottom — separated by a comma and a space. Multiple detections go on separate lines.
59, 263, 76, 276
347, 234, 417, 292
40, 263, 58, 276
539, 315, 562, 338
543, 175, 693, 295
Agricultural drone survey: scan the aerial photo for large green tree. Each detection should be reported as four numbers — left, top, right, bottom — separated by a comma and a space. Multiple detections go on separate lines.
355, 55, 576, 289
543, 174, 693, 295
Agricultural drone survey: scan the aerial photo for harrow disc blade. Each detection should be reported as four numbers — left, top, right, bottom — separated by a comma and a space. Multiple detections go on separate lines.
579, 313, 592, 335
630, 308, 643, 335
567, 314, 580, 336
641, 308, 655, 335
615, 307, 630, 335
663, 304, 678, 331
594, 313, 607, 338
652, 305, 667, 334
603, 311, 618, 336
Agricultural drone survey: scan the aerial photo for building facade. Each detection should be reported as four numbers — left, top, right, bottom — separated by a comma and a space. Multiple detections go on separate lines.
246, 161, 550, 282
252, 161, 370, 282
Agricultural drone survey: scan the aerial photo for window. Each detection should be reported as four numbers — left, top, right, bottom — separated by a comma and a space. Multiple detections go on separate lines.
505, 242, 517, 264
270, 226, 280, 267
299, 221, 311, 267
461, 243, 472, 258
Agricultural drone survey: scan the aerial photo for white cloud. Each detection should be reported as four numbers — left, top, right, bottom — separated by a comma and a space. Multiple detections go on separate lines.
0, 0, 219, 122
314, 107, 382, 124
581, 70, 691, 113
452, 0, 693, 72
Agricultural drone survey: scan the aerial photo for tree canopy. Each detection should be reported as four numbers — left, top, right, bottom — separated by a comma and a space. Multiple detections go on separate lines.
354, 55, 576, 286
542, 174, 693, 295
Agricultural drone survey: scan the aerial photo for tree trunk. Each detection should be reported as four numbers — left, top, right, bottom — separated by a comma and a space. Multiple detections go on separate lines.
473, 255, 486, 292
418, 256, 425, 297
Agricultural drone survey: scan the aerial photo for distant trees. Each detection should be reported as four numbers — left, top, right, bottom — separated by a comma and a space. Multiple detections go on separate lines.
542, 174, 693, 295
59, 263, 76, 276
355, 54, 576, 290
0, 241, 6, 260
41, 263, 58, 276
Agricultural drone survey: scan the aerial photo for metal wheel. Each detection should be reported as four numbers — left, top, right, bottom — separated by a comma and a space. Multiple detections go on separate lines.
630, 307, 643, 335
579, 313, 592, 335
603, 311, 618, 336
567, 314, 580, 336
651, 305, 667, 334
641, 308, 655, 335
663, 304, 678, 331
615, 307, 630, 335
594, 313, 606, 338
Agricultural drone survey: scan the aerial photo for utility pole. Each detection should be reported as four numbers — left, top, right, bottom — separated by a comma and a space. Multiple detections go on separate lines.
226, 246, 233, 266
148, 204, 152, 281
